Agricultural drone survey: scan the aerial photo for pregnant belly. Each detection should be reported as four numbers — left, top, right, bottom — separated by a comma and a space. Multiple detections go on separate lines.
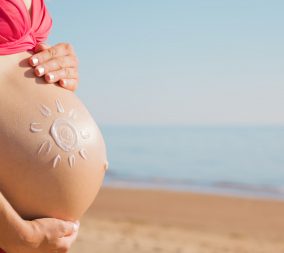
0, 54, 107, 221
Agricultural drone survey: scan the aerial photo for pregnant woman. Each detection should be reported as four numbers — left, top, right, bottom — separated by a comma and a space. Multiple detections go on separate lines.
0, 0, 108, 252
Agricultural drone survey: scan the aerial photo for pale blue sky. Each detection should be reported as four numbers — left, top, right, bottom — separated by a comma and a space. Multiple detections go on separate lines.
46, 0, 284, 126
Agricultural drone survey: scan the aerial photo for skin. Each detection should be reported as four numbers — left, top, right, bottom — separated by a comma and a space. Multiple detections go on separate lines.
25, 0, 79, 91
0, 52, 107, 220
0, 192, 80, 253
0, 51, 106, 248
0, 0, 106, 252
30, 43, 80, 91
0, 41, 82, 252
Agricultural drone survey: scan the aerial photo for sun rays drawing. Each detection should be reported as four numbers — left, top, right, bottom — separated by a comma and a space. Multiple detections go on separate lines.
30, 99, 90, 168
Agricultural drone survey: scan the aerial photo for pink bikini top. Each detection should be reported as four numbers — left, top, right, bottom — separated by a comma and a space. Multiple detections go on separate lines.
0, 0, 52, 55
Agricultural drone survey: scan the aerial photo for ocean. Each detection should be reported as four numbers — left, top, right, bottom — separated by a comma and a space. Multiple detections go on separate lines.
101, 125, 284, 200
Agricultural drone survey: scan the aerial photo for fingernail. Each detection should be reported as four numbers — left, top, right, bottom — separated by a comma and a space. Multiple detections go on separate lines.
36, 67, 45, 76
31, 57, 39, 66
104, 161, 109, 171
61, 79, 67, 87
46, 73, 55, 81
73, 223, 80, 232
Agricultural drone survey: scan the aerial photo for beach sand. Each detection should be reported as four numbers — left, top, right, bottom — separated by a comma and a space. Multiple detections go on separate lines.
70, 187, 284, 253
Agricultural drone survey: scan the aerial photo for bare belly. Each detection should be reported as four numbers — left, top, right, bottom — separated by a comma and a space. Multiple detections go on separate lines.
0, 52, 107, 221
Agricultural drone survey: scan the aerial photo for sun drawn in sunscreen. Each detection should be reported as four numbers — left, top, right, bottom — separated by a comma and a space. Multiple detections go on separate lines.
30, 99, 91, 168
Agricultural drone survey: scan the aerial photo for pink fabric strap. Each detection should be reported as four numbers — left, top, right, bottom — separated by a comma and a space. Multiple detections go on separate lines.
0, 0, 52, 55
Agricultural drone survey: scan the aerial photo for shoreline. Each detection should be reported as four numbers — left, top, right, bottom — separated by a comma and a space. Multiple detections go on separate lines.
71, 186, 284, 253
103, 179, 284, 201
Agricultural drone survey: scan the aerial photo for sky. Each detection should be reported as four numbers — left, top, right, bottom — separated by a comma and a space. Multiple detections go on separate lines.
46, 0, 284, 126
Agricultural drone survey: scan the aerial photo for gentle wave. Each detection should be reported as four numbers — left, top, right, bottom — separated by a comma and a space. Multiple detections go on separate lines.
104, 174, 284, 200
102, 126, 284, 200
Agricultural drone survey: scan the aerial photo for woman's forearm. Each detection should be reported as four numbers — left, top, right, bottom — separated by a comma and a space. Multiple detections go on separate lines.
0, 191, 26, 250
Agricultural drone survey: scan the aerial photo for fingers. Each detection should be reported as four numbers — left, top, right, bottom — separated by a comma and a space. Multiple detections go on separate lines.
30, 43, 75, 66
20, 218, 80, 253
34, 55, 78, 80
44, 68, 78, 84
35, 56, 77, 75
29, 42, 79, 91
59, 79, 78, 91
56, 220, 80, 238
52, 229, 79, 253
50, 221, 79, 253
34, 56, 78, 91
42, 218, 79, 239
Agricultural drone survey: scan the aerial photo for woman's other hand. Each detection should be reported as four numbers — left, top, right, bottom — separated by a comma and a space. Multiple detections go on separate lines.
0, 192, 80, 253
29, 43, 79, 91
3, 218, 80, 253
23, 218, 80, 253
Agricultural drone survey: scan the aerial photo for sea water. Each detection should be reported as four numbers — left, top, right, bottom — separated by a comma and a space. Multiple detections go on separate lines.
101, 125, 284, 199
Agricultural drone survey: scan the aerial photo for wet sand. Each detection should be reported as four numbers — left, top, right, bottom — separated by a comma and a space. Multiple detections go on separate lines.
70, 187, 284, 253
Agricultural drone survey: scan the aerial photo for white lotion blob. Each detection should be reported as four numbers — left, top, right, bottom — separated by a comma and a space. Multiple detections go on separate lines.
30, 99, 92, 169
51, 118, 79, 152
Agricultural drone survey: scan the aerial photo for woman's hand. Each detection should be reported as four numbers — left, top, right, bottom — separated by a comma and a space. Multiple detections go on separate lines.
2, 218, 80, 253
29, 43, 79, 91
0, 192, 80, 253
23, 218, 80, 253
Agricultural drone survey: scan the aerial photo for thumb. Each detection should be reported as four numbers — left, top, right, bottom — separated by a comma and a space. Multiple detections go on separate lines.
34, 43, 51, 53
58, 220, 80, 238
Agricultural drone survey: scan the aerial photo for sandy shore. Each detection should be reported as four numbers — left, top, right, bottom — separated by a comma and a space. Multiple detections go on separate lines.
70, 187, 284, 253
